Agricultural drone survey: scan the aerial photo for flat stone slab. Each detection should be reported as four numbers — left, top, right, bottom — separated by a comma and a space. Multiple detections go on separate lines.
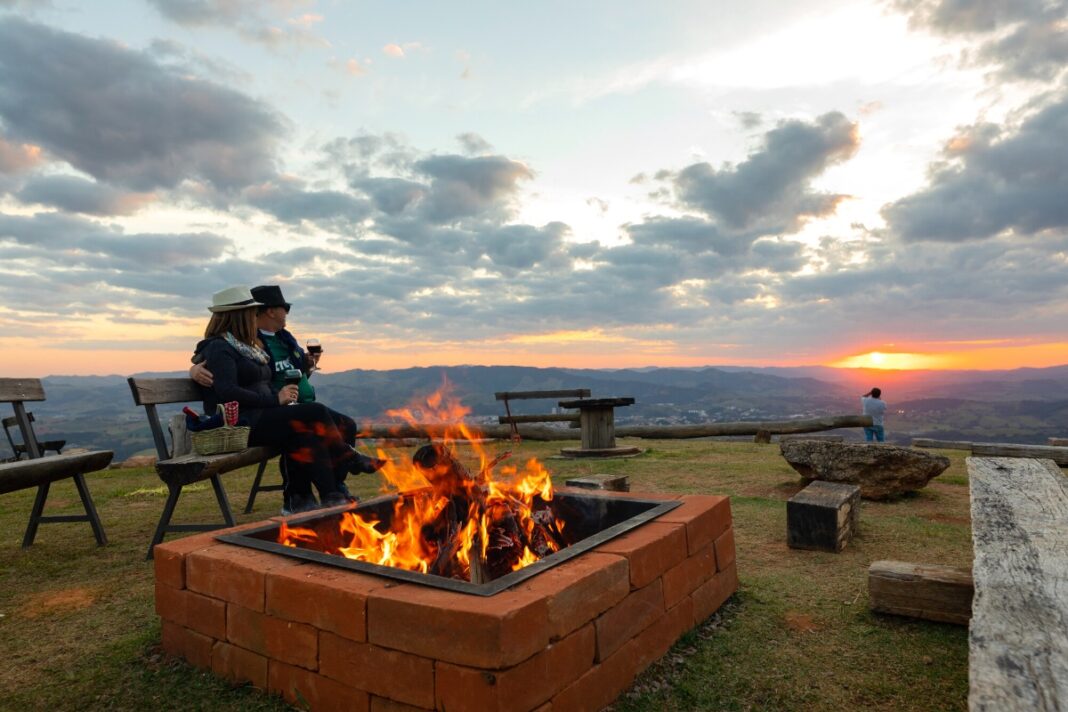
779, 440, 950, 500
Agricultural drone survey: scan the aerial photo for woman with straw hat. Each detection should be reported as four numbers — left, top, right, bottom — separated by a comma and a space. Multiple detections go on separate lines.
197, 286, 378, 513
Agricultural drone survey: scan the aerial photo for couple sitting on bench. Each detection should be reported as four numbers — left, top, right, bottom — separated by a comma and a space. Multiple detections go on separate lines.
191, 285, 383, 515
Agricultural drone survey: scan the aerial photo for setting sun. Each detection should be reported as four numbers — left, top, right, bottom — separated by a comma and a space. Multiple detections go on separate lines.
832, 351, 950, 370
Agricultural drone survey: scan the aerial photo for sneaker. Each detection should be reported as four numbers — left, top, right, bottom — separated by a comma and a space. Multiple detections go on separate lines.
349, 450, 386, 475
281, 492, 319, 516
321, 491, 355, 508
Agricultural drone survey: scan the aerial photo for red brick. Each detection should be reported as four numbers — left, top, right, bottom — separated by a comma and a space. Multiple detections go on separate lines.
152, 520, 268, 588
211, 641, 268, 689
161, 620, 213, 670
186, 544, 303, 611
594, 578, 664, 661
662, 545, 716, 609
622, 597, 695, 677
370, 697, 432, 712
658, 495, 732, 556
319, 632, 435, 709
227, 604, 318, 670
594, 522, 686, 590
550, 639, 641, 712
714, 527, 736, 572
512, 552, 629, 641
267, 563, 387, 642
270, 660, 369, 712
367, 583, 549, 669
155, 581, 187, 626
156, 584, 227, 639
692, 561, 738, 625
532, 705, 551, 712
435, 624, 595, 712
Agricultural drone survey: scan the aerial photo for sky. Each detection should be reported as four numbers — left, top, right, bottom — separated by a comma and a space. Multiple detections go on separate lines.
1, 0, 1067, 377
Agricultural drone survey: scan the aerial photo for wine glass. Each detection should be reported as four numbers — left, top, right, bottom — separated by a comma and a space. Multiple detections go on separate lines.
283, 369, 302, 405
306, 338, 322, 372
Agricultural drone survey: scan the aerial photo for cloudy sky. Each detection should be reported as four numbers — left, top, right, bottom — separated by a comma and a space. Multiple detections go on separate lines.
1, 0, 1066, 377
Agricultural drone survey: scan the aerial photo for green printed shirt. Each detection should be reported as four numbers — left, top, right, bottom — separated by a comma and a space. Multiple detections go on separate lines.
261, 332, 316, 403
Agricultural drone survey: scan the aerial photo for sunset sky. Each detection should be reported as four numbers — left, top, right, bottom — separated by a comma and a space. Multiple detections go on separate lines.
1, 0, 1066, 377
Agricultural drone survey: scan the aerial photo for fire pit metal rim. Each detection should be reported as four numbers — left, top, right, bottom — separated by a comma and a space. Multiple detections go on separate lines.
215, 492, 681, 596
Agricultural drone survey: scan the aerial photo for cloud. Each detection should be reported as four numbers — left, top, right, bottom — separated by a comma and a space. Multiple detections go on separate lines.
883, 90, 1068, 241
411, 154, 535, 224
243, 179, 371, 228
892, 0, 1068, 81
16, 175, 156, 216
382, 43, 405, 58
146, 0, 327, 49
457, 132, 493, 155
671, 112, 858, 235
0, 18, 286, 194
0, 136, 43, 174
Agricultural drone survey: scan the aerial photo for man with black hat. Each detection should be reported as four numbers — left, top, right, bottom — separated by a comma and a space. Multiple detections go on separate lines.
190, 285, 382, 509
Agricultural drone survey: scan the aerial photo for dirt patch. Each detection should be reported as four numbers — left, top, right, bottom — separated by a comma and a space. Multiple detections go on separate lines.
784, 611, 820, 633
22, 587, 98, 619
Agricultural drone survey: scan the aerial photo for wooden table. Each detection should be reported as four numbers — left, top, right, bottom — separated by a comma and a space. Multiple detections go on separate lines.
557, 397, 640, 458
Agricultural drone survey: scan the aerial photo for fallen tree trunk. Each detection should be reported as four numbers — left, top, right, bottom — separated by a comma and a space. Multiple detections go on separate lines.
971, 442, 1068, 466
614, 415, 872, 439
358, 414, 871, 442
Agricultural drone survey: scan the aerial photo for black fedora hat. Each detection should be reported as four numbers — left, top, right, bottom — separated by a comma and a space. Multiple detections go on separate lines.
251, 285, 292, 311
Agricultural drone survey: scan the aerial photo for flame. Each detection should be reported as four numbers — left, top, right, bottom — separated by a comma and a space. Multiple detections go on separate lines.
276, 380, 567, 582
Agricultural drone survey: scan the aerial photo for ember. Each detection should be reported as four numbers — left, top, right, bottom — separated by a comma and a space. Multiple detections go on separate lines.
276, 384, 569, 583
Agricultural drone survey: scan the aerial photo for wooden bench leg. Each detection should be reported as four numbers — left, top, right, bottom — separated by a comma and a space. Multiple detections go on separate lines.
211, 474, 236, 528
147, 484, 183, 560
244, 459, 269, 514
22, 482, 50, 547
72, 473, 108, 546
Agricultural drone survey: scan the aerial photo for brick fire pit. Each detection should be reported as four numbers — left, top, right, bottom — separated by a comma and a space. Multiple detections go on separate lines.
154, 491, 737, 711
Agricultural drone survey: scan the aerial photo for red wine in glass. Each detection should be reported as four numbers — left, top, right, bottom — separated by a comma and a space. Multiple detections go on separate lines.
283, 368, 302, 404
306, 338, 322, 372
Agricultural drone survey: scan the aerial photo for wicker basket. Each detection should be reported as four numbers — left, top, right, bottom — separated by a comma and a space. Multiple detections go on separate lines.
190, 405, 250, 456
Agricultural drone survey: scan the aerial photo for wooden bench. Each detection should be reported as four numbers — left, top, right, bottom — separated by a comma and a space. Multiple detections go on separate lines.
0, 378, 111, 546
967, 456, 1068, 709
127, 377, 280, 558
3, 412, 65, 461
495, 389, 590, 439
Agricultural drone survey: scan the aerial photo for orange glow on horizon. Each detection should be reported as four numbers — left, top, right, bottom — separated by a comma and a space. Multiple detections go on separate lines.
831, 342, 1068, 371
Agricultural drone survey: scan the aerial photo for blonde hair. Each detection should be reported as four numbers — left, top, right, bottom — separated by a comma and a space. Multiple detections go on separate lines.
205, 308, 258, 346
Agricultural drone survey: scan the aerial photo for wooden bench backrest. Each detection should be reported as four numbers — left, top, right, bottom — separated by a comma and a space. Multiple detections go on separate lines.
494, 389, 590, 401
0, 378, 46, 403
0, 378, 46, 458
128, 377, 204, 460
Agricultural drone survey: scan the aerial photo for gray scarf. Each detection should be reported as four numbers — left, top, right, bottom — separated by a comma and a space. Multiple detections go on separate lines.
224, 332, 269, 364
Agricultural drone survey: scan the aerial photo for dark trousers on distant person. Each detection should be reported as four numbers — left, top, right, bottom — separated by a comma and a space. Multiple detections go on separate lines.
864, 425, 885, 442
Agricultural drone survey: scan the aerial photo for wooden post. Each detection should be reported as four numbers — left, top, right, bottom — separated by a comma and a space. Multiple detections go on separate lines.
786, 481, 860, 552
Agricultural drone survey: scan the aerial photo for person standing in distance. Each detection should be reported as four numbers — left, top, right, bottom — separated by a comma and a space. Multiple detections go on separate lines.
861, 387, 887, 442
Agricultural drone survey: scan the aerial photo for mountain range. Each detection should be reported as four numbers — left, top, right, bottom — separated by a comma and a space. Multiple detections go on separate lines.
5, 365, 1068, 461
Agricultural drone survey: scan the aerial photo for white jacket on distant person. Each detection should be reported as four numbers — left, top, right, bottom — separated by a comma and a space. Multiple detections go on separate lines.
861, 396, 887, 427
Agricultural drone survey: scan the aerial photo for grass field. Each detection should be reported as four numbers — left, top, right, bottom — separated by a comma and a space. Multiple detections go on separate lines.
0, 440, 972, 711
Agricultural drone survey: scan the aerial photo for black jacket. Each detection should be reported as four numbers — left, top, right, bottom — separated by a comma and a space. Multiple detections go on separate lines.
197, 337, 278, 427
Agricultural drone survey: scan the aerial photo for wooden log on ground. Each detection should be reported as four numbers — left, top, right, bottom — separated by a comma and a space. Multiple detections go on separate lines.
779, 434, 845, 443
786, 480, 860, 552
1049, 437, 1068, 447
970, 443, 1068, 466
868, 561, 973, 625
967, 456, 1068, 710
564, 474, 630, 492
912, 438, 975, 451
615, 415, 872, 439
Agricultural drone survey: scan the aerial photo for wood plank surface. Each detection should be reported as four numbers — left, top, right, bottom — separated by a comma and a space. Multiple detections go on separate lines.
0, 378, 46, 403
967, 456, 1068, 710
912, 438, 975, 451
1049, 438, 1068, 447
494, 389, 590, 400
970, 443, 1068, 466
868, 560, 972, 625
127, 377, 202, 406
155, 446, 278, 486
614, 415, 871, 439
0, 450, 114, 494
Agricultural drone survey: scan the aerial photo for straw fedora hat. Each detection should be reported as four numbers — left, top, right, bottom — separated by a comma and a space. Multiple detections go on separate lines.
208, 286, 263, 313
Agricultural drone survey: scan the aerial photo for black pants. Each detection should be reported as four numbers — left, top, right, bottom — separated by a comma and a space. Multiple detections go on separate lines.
249, 403, 357, 501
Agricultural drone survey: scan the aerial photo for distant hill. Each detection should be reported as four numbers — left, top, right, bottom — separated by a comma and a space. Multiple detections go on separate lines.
4, 364, 1067, 461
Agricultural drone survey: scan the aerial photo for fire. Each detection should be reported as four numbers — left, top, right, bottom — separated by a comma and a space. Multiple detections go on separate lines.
277, 381, 568, 583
